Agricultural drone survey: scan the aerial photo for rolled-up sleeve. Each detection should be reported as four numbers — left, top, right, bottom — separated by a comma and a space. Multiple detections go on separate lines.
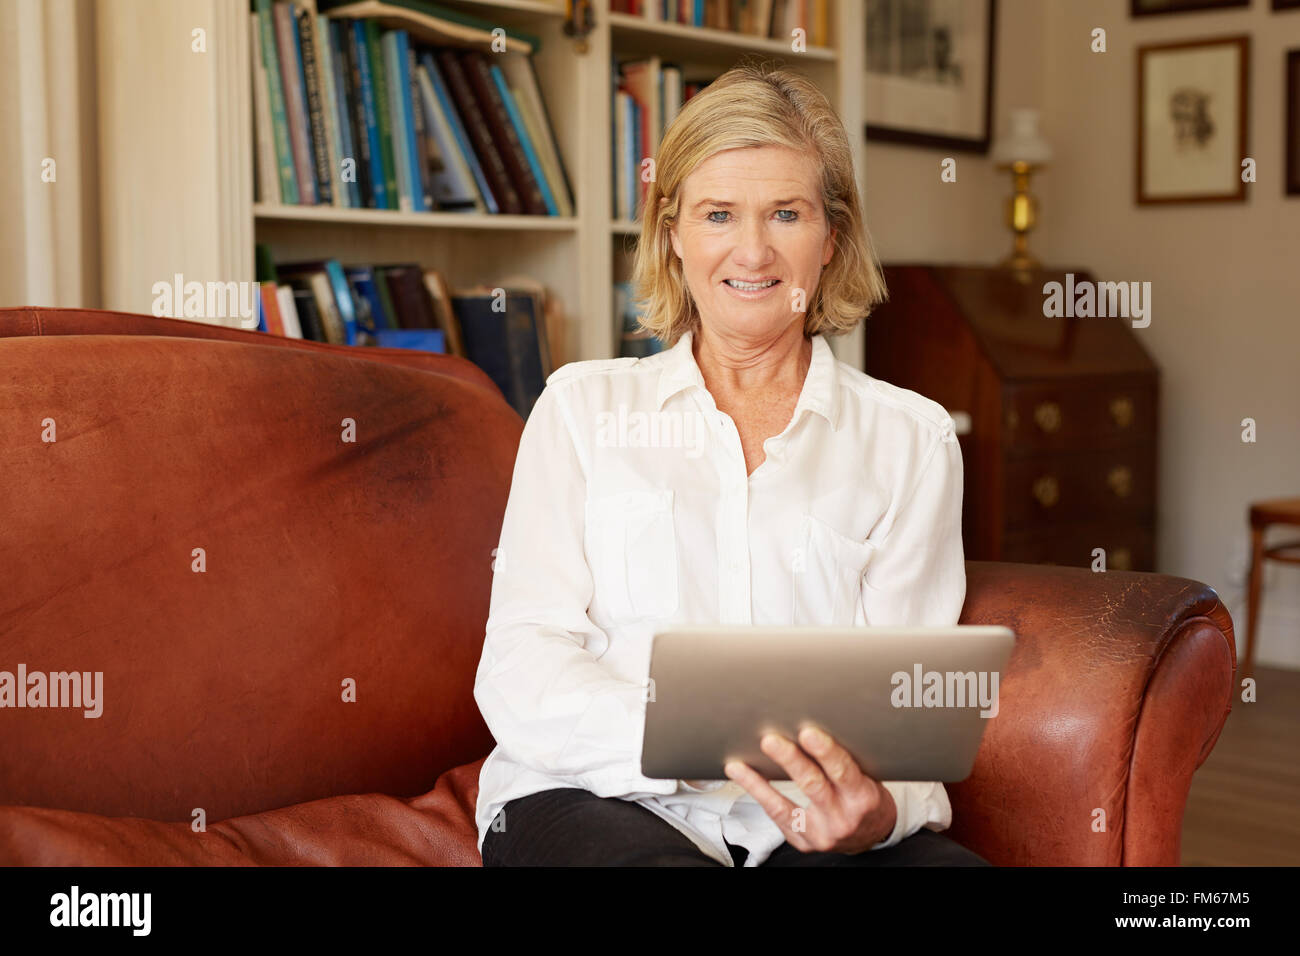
861, 425, 966, 848
473, 382, 680, 800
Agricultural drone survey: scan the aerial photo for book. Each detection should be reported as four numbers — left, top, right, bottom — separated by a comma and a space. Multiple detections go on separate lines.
381, 31, 413, 210
276, 284, 305, 339
341, 19, 377, 208
419, 53, 491, 213
498, 52, 574, 217
344, 266, 394, 330
350, 20, 388, 208
452, 289, 551, 418
460, 49, 547, 215
289, 284, 325, 341
364, 20, 399, 209
254, 0, 298, 203
375, 328, 445, 352
421, 268, 465, 357
406, 44, 433, 211
434, 48, 520, 214
489, 61, 556, 215
258, 281, 286, 335
380, 264, 437, 330
273, 1, 317, 204
314, 13, 347, 207
295, 3, 333, 205
250, 13, 282, 205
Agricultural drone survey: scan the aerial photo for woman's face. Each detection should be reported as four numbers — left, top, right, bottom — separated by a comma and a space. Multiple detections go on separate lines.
668, 145, 836, 343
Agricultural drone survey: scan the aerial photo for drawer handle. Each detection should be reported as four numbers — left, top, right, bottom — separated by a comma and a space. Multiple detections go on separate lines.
1109, 396, 1135, 429
1108, 465, 1133, 498
1032, 475, 1060, 508
1034, 401, 1062, 433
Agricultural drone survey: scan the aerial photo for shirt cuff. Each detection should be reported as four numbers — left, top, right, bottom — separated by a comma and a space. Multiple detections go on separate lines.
870, 781, 952, 850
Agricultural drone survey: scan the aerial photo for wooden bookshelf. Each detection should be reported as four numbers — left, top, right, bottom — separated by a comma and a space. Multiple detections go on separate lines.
96, 0, 868, 369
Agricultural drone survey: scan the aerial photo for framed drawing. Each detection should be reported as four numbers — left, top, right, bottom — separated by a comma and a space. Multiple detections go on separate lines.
1137, 35, 1250, 204
1288, 50, 1300, 195
863, 0, 997, 153
1131, 0, 1249, 16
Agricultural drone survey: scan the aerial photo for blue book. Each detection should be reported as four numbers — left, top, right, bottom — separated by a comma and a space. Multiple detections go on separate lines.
286, 8, 319, 203
350, 19, 389, 210
327, 18, 361, 208
421, 52, 497, 214
394, 31, 426, 212
490, 63, 556, 216
344, 266, 392, 331
376, 328, 445, 353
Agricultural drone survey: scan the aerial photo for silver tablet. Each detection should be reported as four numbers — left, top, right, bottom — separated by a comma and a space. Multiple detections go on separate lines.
641, 626, 1015, 782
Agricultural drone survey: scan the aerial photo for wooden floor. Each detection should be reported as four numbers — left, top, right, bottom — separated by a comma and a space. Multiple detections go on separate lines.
1180, 665, 1300, 866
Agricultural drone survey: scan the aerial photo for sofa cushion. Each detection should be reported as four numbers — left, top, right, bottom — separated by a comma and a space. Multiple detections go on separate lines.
0, 758, 486, 866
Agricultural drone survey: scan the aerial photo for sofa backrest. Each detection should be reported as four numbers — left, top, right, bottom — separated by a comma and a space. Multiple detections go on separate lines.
0, 309, 521, 823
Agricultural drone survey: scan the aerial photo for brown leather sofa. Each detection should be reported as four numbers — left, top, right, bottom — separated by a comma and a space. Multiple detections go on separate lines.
0, 308, 1236, 866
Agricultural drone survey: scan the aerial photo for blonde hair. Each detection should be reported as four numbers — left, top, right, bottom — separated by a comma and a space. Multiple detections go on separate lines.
630, 58, 889, 346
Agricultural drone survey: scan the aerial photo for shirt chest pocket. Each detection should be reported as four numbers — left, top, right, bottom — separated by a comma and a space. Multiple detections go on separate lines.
792, 514, 876, 626
585, 489, 679, 623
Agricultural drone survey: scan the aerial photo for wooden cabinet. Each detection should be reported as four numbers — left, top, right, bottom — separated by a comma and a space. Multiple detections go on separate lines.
862, 265, 1160, 571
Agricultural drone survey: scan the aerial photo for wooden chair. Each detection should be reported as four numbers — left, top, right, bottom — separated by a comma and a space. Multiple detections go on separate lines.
1244, 497, 1300, 676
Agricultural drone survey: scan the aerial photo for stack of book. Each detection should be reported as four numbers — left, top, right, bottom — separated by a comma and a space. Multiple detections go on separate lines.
250, 0, 574, 216
254, 246, 557, 419
612, 57, 713, 223
611, 0, 829, 43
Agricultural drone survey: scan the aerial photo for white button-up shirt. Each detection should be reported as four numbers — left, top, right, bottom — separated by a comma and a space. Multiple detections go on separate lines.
474, 327, 966, 866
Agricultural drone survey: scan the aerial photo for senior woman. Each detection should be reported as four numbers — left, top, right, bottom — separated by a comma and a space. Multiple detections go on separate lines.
473, 61, 986, 867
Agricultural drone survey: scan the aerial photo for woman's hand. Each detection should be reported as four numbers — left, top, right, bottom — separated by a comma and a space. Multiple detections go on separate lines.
724, 726, 897, 855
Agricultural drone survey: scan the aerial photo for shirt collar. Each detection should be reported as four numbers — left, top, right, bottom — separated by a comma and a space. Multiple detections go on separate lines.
655, 327, 841, 431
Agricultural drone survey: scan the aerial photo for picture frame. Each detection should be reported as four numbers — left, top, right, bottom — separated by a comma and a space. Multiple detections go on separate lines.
863, 0, 997, 154
1137, 35, 1250, 204
1130, 0, 1249, 16
1287, 50, 1300, 195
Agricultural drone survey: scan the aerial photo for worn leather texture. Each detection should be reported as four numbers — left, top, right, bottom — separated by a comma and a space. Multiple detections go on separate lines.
0, 308, 1235, 866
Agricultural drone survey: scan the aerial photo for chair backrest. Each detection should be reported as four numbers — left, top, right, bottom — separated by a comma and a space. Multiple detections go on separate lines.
0, 308, 521, 823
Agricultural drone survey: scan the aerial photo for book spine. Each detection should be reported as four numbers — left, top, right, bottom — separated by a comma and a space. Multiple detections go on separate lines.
407, 44, 433, 212
272, 2, 314, 203
341, 20, 375, 208
325, 20, 361, 208
365, 20, 399, 210
351, 19, 388, 209
462, 49, 546, 215
436, 47, 521, 215
249, 14, 281, 206
295, 5, 332, 205
254, 0, 297, 203
314, 14, 346, 207
490, 63, 555, 216
381, 31, 414, 212
421, 52, 495, 213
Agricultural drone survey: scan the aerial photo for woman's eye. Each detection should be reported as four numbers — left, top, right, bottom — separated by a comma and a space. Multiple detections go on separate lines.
705, 209, 799, 223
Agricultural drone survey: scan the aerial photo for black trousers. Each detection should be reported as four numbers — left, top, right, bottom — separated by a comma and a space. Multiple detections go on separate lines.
482, 786, 992, 867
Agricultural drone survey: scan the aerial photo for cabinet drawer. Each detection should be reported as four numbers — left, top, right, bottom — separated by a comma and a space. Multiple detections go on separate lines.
1001, 524, 1154, 571
1003, 448, 1154, 531
1003, 378, 1156, 455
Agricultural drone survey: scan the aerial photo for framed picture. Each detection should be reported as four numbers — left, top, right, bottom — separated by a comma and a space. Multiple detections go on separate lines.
1137, 35, 1250, 204
1288, 50, 1300, 195
1131, 0, 1249, 16
863, 0, 997, 153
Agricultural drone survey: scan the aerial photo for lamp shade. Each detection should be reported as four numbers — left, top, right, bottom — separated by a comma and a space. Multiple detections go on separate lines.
991, 109, 1053, 165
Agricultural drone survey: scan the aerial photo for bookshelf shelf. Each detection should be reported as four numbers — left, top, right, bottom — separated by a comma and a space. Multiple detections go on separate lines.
100, 0, 868, 371
254, 202, 579, 230
607, 13, 836, 62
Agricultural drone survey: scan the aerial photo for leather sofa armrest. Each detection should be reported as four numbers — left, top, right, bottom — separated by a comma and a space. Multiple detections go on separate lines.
951, 561, 1236, 866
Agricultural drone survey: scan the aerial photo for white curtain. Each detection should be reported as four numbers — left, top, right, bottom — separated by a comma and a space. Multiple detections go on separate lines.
0, 0, 102, 309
